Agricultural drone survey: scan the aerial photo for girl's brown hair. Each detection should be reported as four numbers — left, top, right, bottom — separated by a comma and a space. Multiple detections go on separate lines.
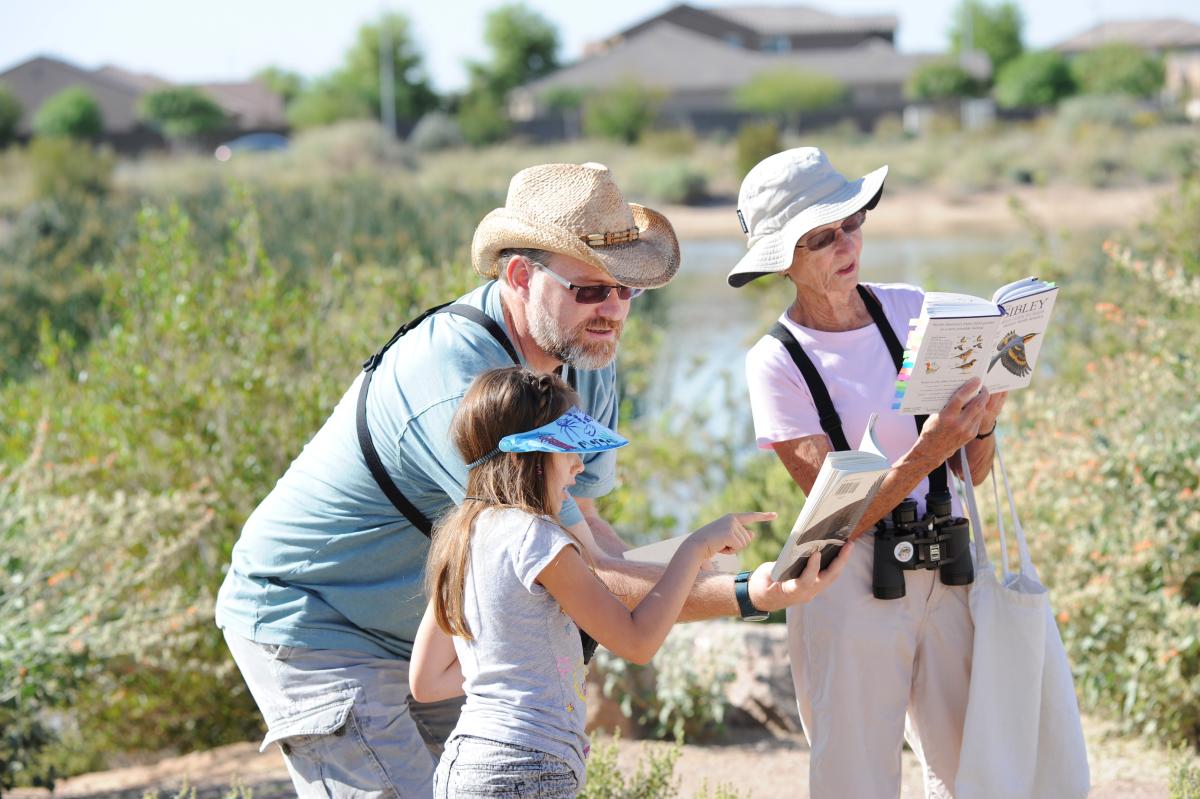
425, 366, 580, 639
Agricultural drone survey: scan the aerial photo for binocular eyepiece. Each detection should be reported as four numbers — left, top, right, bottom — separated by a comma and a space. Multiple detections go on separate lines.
872, 491, 973, 600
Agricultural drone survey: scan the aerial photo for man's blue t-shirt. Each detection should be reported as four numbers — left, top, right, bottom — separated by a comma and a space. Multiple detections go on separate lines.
214, 281, 619, 659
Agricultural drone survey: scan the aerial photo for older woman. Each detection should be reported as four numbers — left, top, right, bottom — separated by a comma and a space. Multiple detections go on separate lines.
730, 148, 1005, 798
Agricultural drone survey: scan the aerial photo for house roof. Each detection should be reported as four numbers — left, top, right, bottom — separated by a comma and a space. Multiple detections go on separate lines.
196, 81, 286, 128
94, 65, 173, 92
1056, 19, 1200, 53
0, 55, 285, 134
0, 55, 145, 133
523, 21, 949, 99
708, 5, 897, 35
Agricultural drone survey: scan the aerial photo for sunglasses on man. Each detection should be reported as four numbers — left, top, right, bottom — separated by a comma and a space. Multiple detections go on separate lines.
532, 262, 644, 304
795, 210, 867, 251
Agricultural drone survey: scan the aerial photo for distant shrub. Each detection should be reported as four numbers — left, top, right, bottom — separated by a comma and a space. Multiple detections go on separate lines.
32, 87, 103, 139
734, 121, 780, 179
906, 59, 985, 102
994, 51, 1076, 109
639, 128, 697, 156
287, 119, 412, 171
286, 80, 372, 129
1070, 44, 1165, 99
27, 137, 113, 199
583, 80, 663, 144
628, 161, 708, 205
408, 111, 464, 152
1054, 94, 1143, 137
0, 83, 21, 147
872, 113, 906, 141
734, 69, 846, 131
456, 90, 512, 146
138, 87, 227, 142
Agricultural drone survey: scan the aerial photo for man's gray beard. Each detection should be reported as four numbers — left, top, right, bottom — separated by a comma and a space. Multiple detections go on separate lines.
528, 303, 620, 370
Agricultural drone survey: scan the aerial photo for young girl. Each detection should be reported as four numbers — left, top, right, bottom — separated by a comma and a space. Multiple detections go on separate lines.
410, 366, 779, 798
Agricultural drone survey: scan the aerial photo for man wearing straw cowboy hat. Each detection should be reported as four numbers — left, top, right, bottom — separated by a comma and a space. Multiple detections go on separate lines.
215, 162, 849, 798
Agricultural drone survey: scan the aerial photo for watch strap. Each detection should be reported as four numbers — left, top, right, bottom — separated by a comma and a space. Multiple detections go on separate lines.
734, 571, 769, 621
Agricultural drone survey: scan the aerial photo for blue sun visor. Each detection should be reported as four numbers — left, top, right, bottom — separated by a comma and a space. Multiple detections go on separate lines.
499, 407, 628, 454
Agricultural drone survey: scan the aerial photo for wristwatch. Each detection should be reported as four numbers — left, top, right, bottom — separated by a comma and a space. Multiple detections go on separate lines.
734, 571, 769, 621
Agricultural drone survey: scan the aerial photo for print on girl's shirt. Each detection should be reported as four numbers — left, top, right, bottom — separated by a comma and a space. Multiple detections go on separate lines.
556, 654, 589, 705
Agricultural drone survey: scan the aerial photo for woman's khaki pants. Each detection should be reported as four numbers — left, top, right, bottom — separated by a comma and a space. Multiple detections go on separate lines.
788, 535, 974, 798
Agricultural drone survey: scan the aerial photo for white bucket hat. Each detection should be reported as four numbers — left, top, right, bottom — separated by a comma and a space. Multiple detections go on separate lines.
726, 147, 888, 288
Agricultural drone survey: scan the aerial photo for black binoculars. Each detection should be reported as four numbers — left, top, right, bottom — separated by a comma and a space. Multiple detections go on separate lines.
872, 491, 973, 600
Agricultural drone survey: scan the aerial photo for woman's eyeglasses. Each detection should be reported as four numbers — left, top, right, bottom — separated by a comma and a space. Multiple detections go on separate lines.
796, 210, 867, 251
532, 262, 644, 304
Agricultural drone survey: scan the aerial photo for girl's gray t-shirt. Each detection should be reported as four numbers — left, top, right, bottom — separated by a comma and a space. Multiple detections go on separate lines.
449, 507, 590, 783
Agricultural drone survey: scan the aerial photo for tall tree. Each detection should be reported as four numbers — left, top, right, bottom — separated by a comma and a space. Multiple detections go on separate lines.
456, 4, 560, 146
337, 13, 437, 123
289, 12, 436, 129
253, 66, 305, 107
468, 3, 560, 97
949, 0, 1024, 79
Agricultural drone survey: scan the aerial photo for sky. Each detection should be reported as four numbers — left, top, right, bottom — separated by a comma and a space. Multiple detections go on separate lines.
2, 0, 1198, 92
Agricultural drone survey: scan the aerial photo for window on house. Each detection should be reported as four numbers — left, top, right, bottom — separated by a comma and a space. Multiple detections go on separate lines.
723, 33, 744, 48
762, 35, 791, 53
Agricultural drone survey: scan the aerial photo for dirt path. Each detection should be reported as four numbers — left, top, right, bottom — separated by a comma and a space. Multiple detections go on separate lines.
660, 183, 1173, 242
10, 715, 1182, 798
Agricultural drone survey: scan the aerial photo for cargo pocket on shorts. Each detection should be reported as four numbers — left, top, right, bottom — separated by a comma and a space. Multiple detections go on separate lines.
261, 693, 401, 798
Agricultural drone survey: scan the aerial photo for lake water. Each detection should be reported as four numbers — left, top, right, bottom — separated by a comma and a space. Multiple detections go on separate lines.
642, 235, 1023, 438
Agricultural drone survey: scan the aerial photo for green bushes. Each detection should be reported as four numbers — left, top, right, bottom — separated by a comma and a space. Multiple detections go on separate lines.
734, 121, 780, 179
1070, 44, 1165, 99
32, 87, 104, 139
583, 80, 663, 144
0, 421, 217, 790
0, 83, 21, 147
628, 161, 709, 205
594, 624, 741, 741
994, 51, 1076, 109
906, 59, 985, 102
138, 87, 227, 143
27, 136, 114, 199
999, 182, 1200, 745
734, 69, 846, 131
0, 180, 492, 780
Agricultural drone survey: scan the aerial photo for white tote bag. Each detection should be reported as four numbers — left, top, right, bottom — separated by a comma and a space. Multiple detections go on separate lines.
954, 435, 1090, 799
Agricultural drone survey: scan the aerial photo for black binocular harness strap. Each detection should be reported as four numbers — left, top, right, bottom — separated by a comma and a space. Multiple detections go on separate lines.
356, 303, 524, 537
767, 285, 949, 495
355, 301, 598, 663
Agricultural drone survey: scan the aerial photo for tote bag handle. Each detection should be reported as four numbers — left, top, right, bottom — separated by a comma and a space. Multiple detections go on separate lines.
957, 444, 992, 574
992, 434, 1038, 580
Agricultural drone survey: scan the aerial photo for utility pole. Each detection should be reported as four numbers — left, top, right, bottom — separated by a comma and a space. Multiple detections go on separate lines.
378, 11, 397, 138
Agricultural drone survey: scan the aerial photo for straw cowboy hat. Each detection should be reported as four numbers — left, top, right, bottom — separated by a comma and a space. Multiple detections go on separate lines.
472, 162, 681, 289
727, 147, 888, 288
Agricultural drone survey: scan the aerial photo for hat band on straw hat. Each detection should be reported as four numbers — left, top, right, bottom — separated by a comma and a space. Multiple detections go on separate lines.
582, 227, 640, 247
